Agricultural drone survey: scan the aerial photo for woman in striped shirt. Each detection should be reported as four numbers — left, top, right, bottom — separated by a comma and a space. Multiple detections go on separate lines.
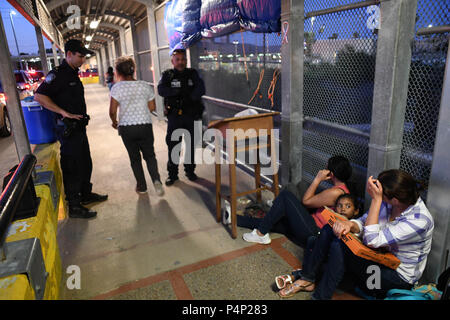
278, 169, 434, 299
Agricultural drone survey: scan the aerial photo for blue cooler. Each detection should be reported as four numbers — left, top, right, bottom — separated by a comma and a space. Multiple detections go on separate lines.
21, 97, 56, 144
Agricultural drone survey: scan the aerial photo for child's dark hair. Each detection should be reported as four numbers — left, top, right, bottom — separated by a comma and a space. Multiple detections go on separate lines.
377, 169, 425, 206
115, 57, 136, 77
336, 193, 362, 218
327, 155, 352, 182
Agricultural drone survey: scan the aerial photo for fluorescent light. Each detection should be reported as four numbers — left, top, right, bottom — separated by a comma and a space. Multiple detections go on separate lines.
90, 20, 100, 29
86, 35, 93, 41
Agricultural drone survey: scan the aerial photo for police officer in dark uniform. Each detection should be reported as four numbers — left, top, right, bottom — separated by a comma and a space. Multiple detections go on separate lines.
34, 39, 107, 219
157, 49, 205, 186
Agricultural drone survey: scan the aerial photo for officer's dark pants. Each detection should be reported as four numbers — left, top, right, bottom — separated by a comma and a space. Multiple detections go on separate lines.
56, 125, 93, 207
166, 112, 197, 179
118, 124, 161, 190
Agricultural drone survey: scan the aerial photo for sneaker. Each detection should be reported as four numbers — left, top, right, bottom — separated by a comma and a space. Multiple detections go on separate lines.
135, 185, 147, 194
69, 205, 97, 219
154, 181, 164, 196
165, 176, 178, 186
242, 229, 271, 244
80, 192, 108, 205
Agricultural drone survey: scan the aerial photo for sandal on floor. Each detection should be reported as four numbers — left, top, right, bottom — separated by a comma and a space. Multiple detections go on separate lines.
278, 281, 315, 298
275, 274, 294, 290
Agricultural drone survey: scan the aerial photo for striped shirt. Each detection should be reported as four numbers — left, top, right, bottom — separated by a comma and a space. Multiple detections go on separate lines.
351, 197, 434, 284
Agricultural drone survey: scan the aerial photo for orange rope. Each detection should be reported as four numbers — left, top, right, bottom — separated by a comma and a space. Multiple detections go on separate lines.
267, 68, 280, 108
248, 69, 265, 105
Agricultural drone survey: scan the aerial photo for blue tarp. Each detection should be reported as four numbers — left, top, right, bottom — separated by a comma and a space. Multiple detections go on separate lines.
165, 0, 280, 54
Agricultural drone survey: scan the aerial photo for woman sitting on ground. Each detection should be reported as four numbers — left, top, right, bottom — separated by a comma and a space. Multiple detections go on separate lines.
274, 193, 361, 290
239, 155, 353, 247
278, 169, 434, 300
109, 57, 164, 196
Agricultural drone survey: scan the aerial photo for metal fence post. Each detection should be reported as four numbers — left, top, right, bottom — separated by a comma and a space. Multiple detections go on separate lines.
423, 41, 450, 283
51, 42, 59, 67
0, 14, 32, 161
35, 25, 49, 73
280, 0, 304, 188
146, 3, 164, 121
366, 0, 418, 206
130, 17, 142, 80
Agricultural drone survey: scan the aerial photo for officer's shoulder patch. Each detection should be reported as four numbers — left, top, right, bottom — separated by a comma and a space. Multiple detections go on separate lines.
45, 71, 57, 84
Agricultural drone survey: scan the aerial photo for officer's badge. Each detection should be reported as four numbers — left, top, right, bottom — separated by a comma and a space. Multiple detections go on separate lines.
45, 72, 56, 84
171, 80, 181, 88
188, 79, 193, 86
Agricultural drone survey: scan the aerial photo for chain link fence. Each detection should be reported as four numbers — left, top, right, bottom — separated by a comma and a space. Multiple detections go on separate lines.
302, 1, 378, 199
399, 0, 449, 201
194, 30, 282, 125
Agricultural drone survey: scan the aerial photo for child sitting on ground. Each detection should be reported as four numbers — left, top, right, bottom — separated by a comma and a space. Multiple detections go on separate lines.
275, 193, 360, 290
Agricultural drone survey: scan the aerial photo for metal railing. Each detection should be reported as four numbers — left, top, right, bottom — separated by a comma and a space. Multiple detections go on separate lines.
0, 155, 37, 260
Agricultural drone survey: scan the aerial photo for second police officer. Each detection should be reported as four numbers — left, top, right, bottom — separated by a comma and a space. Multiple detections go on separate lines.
34, 39, 108, 219
157, 49, 206, 186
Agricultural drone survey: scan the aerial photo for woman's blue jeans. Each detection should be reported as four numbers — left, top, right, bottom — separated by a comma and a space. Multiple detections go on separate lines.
301, 225, 412, 300
237, 189, 320, 247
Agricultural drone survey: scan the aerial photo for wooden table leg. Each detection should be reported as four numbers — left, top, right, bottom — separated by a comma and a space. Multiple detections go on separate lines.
215, 163, 221, 223
270, 132, 280, 196
229, 142, 237, 239
255, 151, 262, 202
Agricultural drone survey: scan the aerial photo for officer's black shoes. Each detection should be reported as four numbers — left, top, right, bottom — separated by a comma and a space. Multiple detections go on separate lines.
186, 172, 198, 181
80, 192, 108, 205
165, 176, 178, 186
69, 205, 97, 219
135, 186, 148, 194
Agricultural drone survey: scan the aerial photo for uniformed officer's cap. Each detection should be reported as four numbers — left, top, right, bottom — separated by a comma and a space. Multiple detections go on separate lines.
65, 39, 94, 56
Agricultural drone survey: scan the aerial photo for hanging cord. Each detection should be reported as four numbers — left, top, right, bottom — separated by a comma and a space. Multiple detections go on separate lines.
240, 29, 249, 83
267, 68, 280, 108
248, 69, 265, 105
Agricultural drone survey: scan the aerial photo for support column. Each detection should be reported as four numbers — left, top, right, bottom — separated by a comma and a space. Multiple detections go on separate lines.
147, 3, 164, 120
97, 49, 105, 87
101, 46, 108, 86
280, 0, 304, 191
0, 17, 31, 160
51, 42, 59, 67
119, 27, 128, 57
366, 0, 418, 205
35, 25, 49, 73
129, 18, 142, 80
423, 43, 450, 283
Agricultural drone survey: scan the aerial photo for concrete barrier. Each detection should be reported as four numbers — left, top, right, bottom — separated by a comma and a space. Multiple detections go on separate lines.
80, 76, 99, 85
0, 142, 65, 300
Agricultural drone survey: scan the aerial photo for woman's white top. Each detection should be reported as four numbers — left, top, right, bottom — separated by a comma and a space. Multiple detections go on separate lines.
110, 80, 155, 126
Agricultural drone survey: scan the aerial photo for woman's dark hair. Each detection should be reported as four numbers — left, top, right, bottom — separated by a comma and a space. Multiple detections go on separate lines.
107, 66, 114, 75
335, 193, 362, 217
377, 169, 425, 206
115, 57, 136, 77
327, 155, 352, 182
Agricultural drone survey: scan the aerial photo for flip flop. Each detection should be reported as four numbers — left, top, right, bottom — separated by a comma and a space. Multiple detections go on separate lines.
275, 274, 294, 290
278, 281, 315, 298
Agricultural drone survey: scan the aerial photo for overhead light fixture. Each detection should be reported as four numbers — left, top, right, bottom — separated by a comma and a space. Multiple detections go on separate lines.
86, 35, 93, 41
90, 20, 100, 29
